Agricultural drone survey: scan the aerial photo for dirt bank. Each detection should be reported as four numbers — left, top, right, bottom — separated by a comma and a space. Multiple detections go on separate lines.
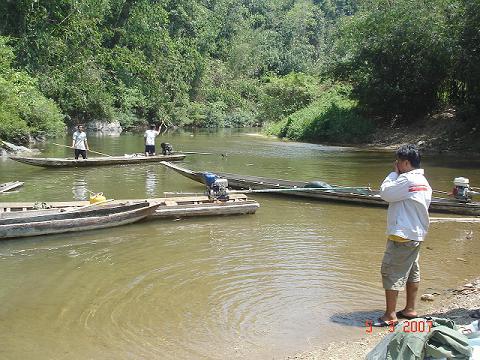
368, 109, 480, 155
288, 279, 480, 360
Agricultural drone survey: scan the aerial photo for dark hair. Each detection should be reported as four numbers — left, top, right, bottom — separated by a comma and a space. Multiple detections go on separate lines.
150, 124, 156, 130
77, 124, 84, 130
396, 144, 421, 168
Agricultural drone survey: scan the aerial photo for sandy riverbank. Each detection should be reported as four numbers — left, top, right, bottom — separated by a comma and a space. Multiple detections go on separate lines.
288, 279, 480, 359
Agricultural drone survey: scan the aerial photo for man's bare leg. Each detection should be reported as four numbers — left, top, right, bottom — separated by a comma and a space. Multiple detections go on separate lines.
381, 289, 399, 321
400, 281, 419, 317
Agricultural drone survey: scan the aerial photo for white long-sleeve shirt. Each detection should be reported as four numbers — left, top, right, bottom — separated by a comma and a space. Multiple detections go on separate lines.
380, 169, 432, 241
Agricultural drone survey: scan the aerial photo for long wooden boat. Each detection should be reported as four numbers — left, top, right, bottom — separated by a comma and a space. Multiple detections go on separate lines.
160, 161, 480, 216
0, 181, 24, 193
0, 194, 259, 220
0, 201, 150, 225
9, 154, 186, 168
0, 202, 159, 239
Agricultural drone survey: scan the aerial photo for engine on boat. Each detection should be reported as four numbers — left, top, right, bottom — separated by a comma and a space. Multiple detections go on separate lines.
161, 142, 173, 155
453, 177, 472, 202
203, 173, 229, 201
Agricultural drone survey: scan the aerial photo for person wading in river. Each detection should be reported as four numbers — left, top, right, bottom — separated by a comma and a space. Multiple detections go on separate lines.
374, 144, 432, 327
72, 125, 89, 159
144, 124, 160, 156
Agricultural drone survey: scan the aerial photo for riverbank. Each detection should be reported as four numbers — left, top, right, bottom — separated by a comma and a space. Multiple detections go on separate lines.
288, 278, 480, 359
266, 107, 480, 155
368, 109, 480, 154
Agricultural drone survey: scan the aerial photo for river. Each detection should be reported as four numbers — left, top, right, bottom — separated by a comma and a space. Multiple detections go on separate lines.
0, 129, 479, 359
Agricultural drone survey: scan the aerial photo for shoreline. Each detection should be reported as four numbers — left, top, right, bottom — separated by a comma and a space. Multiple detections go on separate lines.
247, 131, 480, 157
288, 278, 480, 359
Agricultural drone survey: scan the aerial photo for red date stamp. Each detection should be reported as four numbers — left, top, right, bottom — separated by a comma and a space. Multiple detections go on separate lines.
365, 320, 433, 333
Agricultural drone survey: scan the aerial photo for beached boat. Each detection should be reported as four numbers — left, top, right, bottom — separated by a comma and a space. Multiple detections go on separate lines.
0, 202, 159, 239
0, 181, 24, 193
160, 161, 480, 216
0, 194, 259, 221
9, 154, 186, 168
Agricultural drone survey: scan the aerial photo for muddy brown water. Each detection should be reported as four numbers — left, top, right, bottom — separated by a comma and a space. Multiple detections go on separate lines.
0, 129, 479, 359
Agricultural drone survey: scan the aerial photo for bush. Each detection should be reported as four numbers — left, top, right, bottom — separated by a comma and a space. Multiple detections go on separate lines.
259, 72, 318, 123
224, 109, 257, 127
0, 37, 64, 144
266, 84, 374, 143
0, 111, 30, 144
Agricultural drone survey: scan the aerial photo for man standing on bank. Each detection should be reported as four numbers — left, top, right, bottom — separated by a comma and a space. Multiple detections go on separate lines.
144, 124, 160, 156
374, 144, 432, 327
72, 125, 89, 159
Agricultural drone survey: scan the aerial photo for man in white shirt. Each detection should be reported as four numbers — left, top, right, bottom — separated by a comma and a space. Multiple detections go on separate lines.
144, 124, 160, 156
374, 144, 432, 327
72, 125, 89, 159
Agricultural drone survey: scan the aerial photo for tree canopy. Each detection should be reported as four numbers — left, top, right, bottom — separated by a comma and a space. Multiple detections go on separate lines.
0, 0, 479, 143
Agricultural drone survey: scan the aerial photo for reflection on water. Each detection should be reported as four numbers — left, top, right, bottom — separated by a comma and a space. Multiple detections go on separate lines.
72, 177, 88, 200
145, 169, 157, 197
0, 129, 480, 359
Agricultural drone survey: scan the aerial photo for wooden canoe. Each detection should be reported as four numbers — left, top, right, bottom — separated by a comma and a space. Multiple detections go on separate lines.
0, 202, 159, 239
0, 181, 24, 193
0, 201, 150, 225
0, 194, 259, 220
9, 154, 186, 168
160, 161, 480, 216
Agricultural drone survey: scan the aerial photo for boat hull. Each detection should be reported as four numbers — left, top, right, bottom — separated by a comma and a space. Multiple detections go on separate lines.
9, 154, 186, 168
0, 202, 150, 225
160, 161, 480, 216
0, 203, 158, 239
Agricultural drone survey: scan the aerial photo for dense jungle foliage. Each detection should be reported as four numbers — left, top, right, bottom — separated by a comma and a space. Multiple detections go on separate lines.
0, 0, 479, 143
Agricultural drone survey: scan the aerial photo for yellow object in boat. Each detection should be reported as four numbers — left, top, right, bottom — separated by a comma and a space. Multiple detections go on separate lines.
89, 192, 106, 204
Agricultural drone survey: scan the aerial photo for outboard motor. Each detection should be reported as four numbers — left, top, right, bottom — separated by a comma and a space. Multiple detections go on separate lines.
161, 142, 173, 155
453, 177, 471, 202
203, 172, 229, 201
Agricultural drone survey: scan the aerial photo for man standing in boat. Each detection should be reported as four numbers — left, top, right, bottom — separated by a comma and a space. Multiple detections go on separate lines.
374, 144, 432, 327
144, 124, 160, 156
72, 125, 89, 160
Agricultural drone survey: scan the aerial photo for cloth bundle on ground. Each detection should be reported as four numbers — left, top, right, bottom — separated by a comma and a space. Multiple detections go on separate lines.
366, 317, 472, 360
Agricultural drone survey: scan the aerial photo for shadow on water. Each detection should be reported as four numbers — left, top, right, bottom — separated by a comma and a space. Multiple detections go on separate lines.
331, 310, 385, 327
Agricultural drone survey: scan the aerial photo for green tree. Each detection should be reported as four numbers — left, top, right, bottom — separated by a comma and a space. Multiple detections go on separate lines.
333, 0, 454, 121
0, 37, 64, 143
452, 0, 480, 123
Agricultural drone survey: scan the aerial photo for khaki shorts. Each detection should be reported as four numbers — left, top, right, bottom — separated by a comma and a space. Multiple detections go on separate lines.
381, 240, 421, 291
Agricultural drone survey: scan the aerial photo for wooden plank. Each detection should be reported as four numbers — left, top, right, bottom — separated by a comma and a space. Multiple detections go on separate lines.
152, 201, 259, 218
0, 181, 24, 193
